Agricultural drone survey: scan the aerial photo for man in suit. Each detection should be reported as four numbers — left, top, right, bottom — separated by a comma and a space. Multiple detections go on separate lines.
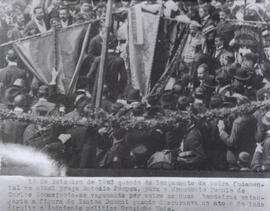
177, 120, 207, 170
7, 13, 26, 41
0, 95, 29, 144
218, 113, 258, 169
0, 49, 27, 102
46, 0, 63, 21
86, 25, 127, 100
86, 23, 104, 71
251, 111, 270, 172
59, 7, 73, 28
24, 6, 49, 36
31, 85, 57, 116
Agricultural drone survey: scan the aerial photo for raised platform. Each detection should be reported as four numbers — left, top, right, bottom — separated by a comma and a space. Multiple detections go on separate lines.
1, 167, 270, 178
67, 168, 270, 178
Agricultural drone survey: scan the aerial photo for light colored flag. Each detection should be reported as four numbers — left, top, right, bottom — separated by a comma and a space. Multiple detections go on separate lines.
13, 23, 92, 94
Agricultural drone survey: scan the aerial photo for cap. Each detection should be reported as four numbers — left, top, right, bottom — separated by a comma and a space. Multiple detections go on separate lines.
38, 85, 49, 95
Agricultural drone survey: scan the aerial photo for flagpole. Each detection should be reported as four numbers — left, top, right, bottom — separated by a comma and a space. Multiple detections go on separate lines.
95, 0, 114, 108
244, 0, 247, 20
67, 22, 93, 94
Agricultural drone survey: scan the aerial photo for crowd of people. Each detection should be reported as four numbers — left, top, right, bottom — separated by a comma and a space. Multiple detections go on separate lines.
0, 0, 270, 173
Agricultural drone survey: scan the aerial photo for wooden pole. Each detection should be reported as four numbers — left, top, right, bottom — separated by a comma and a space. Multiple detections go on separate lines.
244, 0, 247, 20
95, 0, 114, 108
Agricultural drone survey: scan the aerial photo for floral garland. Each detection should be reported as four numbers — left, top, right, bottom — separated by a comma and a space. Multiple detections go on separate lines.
0, 100, 269, 131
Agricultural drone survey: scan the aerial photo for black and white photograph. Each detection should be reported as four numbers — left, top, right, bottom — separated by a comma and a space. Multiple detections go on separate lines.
0, 0, 269, 179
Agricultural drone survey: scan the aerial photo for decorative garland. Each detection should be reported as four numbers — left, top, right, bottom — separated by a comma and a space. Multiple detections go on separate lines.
0, 101, 268, 132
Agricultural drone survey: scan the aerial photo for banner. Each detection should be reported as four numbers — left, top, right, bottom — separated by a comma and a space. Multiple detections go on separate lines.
128, 5, 161, 96
234, 24, 262, 47
13, 23, 89, 94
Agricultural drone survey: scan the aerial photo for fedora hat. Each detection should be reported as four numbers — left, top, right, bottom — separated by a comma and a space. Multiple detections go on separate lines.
127, 89, 141, 104
233, 68, 251, 81
262, 111, 270, 126
202, 75, 218, 89
243, 52, 257, 63
238, 152, 251, 165
130, 144, 148, 161
160, 91, 175, 108
216, 70, 231, 84
194, 87, 205, 99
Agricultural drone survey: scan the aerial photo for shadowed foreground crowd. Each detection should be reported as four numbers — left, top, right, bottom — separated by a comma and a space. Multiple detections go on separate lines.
0, 0, 270, 172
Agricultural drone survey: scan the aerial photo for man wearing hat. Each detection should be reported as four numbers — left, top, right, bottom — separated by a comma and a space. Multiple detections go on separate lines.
31, 85, 57, 116
3, 78, 31, 108
64, 94, 91, 121
23, 114, 67, 164
215, 70, 232, 102
201, 75, 217, 108
251, 111, 270, 172
256, 60, 270, 101
176, 117, 207, 170
130, 144, 150, 168
101, 128, 131, 169
0, 49, 27, 102
1, 94, 29, 144
63, 94, 98, 168
160, 91, 176, 110
217, 111, 258, 169
230, 68, 252, 104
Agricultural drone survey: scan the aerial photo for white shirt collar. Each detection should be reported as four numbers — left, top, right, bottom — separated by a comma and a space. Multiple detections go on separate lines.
34, 18, 47, 33
8, 61, 17, 66
61, 20, 69, 27
14, 107, 24, 114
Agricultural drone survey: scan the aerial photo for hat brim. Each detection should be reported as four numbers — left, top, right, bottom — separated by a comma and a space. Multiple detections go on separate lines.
262, 116, 270, 126
233, 75, 251, 81
203, 84, 217, 89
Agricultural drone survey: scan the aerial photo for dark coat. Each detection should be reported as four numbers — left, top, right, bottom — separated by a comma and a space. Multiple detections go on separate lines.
87, 54, 127, 99
0, 65, 27, 101
204, 119, 227, 170
23, 124, 65, 161
101, 139, 130, 168
31, 98, 56, 116
220, 115, 258, 165
251, 134, 270, 172
180, 126, 207, 167
87, 35, 102, 64
24, 19, 50, 36
1, 118, 29, 144
0, 65, 27, 88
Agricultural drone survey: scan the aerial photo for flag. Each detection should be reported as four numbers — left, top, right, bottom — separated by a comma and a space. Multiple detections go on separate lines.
128, 4, 161, 96
13, 23, 94, 94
